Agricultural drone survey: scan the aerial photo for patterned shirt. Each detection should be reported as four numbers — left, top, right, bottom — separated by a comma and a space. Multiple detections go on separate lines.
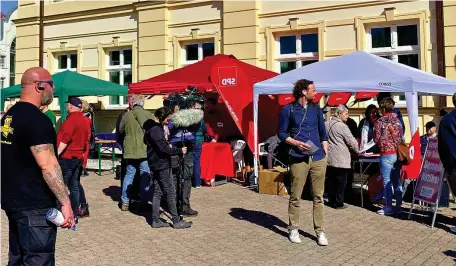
373, 113, 403, 155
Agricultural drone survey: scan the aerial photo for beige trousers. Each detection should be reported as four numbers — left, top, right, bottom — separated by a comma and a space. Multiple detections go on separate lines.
288, 156, 327, 233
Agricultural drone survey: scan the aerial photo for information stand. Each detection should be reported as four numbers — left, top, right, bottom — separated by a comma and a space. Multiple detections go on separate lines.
408, 138, 445, 228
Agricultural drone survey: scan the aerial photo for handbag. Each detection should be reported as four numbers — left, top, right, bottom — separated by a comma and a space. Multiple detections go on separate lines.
384, 117, 411, 165
397, 141, 411, 165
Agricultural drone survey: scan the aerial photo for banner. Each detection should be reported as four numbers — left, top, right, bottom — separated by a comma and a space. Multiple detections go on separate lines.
413, 138, 444, 204
402, 130, 422, 179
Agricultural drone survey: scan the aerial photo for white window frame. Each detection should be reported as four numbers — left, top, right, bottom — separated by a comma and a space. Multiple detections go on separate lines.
105, 48, 132, 108
275, 32, 319, 73
366, 23, 421, 107
182, 42, 215, 66
55, 53, 77, 73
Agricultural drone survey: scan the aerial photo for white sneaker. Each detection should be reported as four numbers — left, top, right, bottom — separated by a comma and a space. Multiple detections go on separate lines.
451, 226, 456, 234
288, 229, 301, 244
317, 232, 328, 246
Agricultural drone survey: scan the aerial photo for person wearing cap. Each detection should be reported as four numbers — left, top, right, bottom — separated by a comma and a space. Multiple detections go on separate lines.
420, 121, 437, 159
56, 97, 91, 222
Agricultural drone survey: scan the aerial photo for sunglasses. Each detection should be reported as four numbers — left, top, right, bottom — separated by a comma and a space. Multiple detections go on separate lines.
34, 80, 54, 87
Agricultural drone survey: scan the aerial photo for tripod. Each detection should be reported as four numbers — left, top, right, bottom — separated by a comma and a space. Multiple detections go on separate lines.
174, 154, 185, 219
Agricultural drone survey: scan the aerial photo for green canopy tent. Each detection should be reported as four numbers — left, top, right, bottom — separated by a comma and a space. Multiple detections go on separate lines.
1, 70, 128, 120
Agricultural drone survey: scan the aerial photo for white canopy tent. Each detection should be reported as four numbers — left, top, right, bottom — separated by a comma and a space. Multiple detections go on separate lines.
253, 51, 456, 178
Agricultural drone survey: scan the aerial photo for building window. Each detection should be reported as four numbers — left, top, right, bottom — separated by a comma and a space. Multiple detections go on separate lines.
56, 53, 77, 72
9, 39, 15, 86
367, 24, 420, 105
276, 33, 318, 74
106, 49, 132, 106
182, 42, 214, 65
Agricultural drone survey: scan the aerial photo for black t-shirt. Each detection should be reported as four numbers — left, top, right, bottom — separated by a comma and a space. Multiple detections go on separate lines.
1, 102, 58, 211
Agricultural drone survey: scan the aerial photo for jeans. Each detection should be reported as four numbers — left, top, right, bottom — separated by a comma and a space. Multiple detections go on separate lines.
6, 208, 57, 266
78, 166, 87, 205
152, 168, 180, 224
327, 166, 348, 207
193, 142, 202, 187
379, 154, 402, 210
288, 156, 327, 233
172, 153, 193, 214
59, 159, 82, 218
121, 159, 150, 204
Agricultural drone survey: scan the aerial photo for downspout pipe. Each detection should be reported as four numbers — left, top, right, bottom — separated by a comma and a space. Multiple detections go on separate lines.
436, 0, 446, 108
39, 0, 44, 67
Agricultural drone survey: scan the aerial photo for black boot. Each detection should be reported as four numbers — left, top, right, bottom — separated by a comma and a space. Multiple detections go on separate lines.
172, 220, 192, 229
182, 207, 198, 217
82, 168, 89, 176
152, 219, 170, 228
79, 203, 90, 218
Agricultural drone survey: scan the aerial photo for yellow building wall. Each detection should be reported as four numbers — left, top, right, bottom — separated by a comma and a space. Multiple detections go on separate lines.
13, 0, 450, 138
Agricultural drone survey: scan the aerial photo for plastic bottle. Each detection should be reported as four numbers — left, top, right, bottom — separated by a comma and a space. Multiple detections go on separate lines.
46, 208, 77, 231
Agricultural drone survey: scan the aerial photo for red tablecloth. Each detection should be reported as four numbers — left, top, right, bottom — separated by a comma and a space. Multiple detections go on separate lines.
200, 142, 235, 183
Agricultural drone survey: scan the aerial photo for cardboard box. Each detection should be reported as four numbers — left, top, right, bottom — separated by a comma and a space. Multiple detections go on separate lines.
258, 168, 289, 196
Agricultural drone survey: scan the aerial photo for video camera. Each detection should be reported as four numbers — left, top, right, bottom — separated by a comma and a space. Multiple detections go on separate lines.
163, 86, 205, 112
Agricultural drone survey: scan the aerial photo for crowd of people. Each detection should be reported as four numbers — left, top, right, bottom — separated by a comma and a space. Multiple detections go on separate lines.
1, 66, 455, 264
278, 79, 456, 245
114, 92, 218, 228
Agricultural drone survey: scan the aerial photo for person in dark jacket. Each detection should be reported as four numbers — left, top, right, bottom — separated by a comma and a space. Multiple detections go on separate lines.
420, 121, 437, 158
438, 93, 456, 234
115, 95, 133, 181
144, 107, 192, 229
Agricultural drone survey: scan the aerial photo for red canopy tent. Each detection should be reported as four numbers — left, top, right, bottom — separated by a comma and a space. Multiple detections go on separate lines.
129, 54, 279, 152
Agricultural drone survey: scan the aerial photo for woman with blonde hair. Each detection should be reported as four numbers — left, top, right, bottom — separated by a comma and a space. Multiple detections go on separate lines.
325, 105, 359, 209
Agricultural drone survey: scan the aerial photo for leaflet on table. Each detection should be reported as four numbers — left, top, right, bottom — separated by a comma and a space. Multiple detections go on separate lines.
359, 141, 376, 154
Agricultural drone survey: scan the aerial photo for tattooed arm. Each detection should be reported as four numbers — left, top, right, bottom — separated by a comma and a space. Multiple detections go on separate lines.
30, 144, 70, 206
31, 143, 75, 229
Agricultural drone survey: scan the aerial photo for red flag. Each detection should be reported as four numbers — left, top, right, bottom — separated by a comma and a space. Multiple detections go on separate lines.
402, 130, 422, 179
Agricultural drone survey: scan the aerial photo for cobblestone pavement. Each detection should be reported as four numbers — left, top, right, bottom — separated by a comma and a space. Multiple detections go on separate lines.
2, 173, 456, 266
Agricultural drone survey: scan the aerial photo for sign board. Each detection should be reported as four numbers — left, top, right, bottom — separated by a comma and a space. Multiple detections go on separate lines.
413, 138, 444, 204
218, 66, 238, 87
408, 138, 444, 228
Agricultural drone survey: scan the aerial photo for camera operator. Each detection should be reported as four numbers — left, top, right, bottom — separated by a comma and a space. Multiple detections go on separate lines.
144, 107, 192, 229
168, 101, 202, 217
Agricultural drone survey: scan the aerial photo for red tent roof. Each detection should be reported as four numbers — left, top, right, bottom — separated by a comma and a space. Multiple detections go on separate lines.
129, 54, 276, 94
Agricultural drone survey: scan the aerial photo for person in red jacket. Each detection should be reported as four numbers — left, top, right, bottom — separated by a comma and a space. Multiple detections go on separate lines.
57, 97, 91, 222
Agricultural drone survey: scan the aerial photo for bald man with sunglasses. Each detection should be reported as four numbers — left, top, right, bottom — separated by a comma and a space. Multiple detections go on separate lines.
1, 67, 74, 265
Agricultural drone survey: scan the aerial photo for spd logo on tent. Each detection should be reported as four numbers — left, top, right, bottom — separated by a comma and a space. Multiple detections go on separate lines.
218, 66, 238, 87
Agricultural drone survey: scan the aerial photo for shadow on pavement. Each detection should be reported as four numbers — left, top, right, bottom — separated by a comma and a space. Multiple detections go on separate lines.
394, 207, 456, 233
228, 208, 317, 242
443, 250, 456, 262
103, 186, 121, 202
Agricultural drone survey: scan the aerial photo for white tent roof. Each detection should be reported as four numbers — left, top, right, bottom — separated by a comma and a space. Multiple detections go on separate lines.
254, 51, 456, 95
